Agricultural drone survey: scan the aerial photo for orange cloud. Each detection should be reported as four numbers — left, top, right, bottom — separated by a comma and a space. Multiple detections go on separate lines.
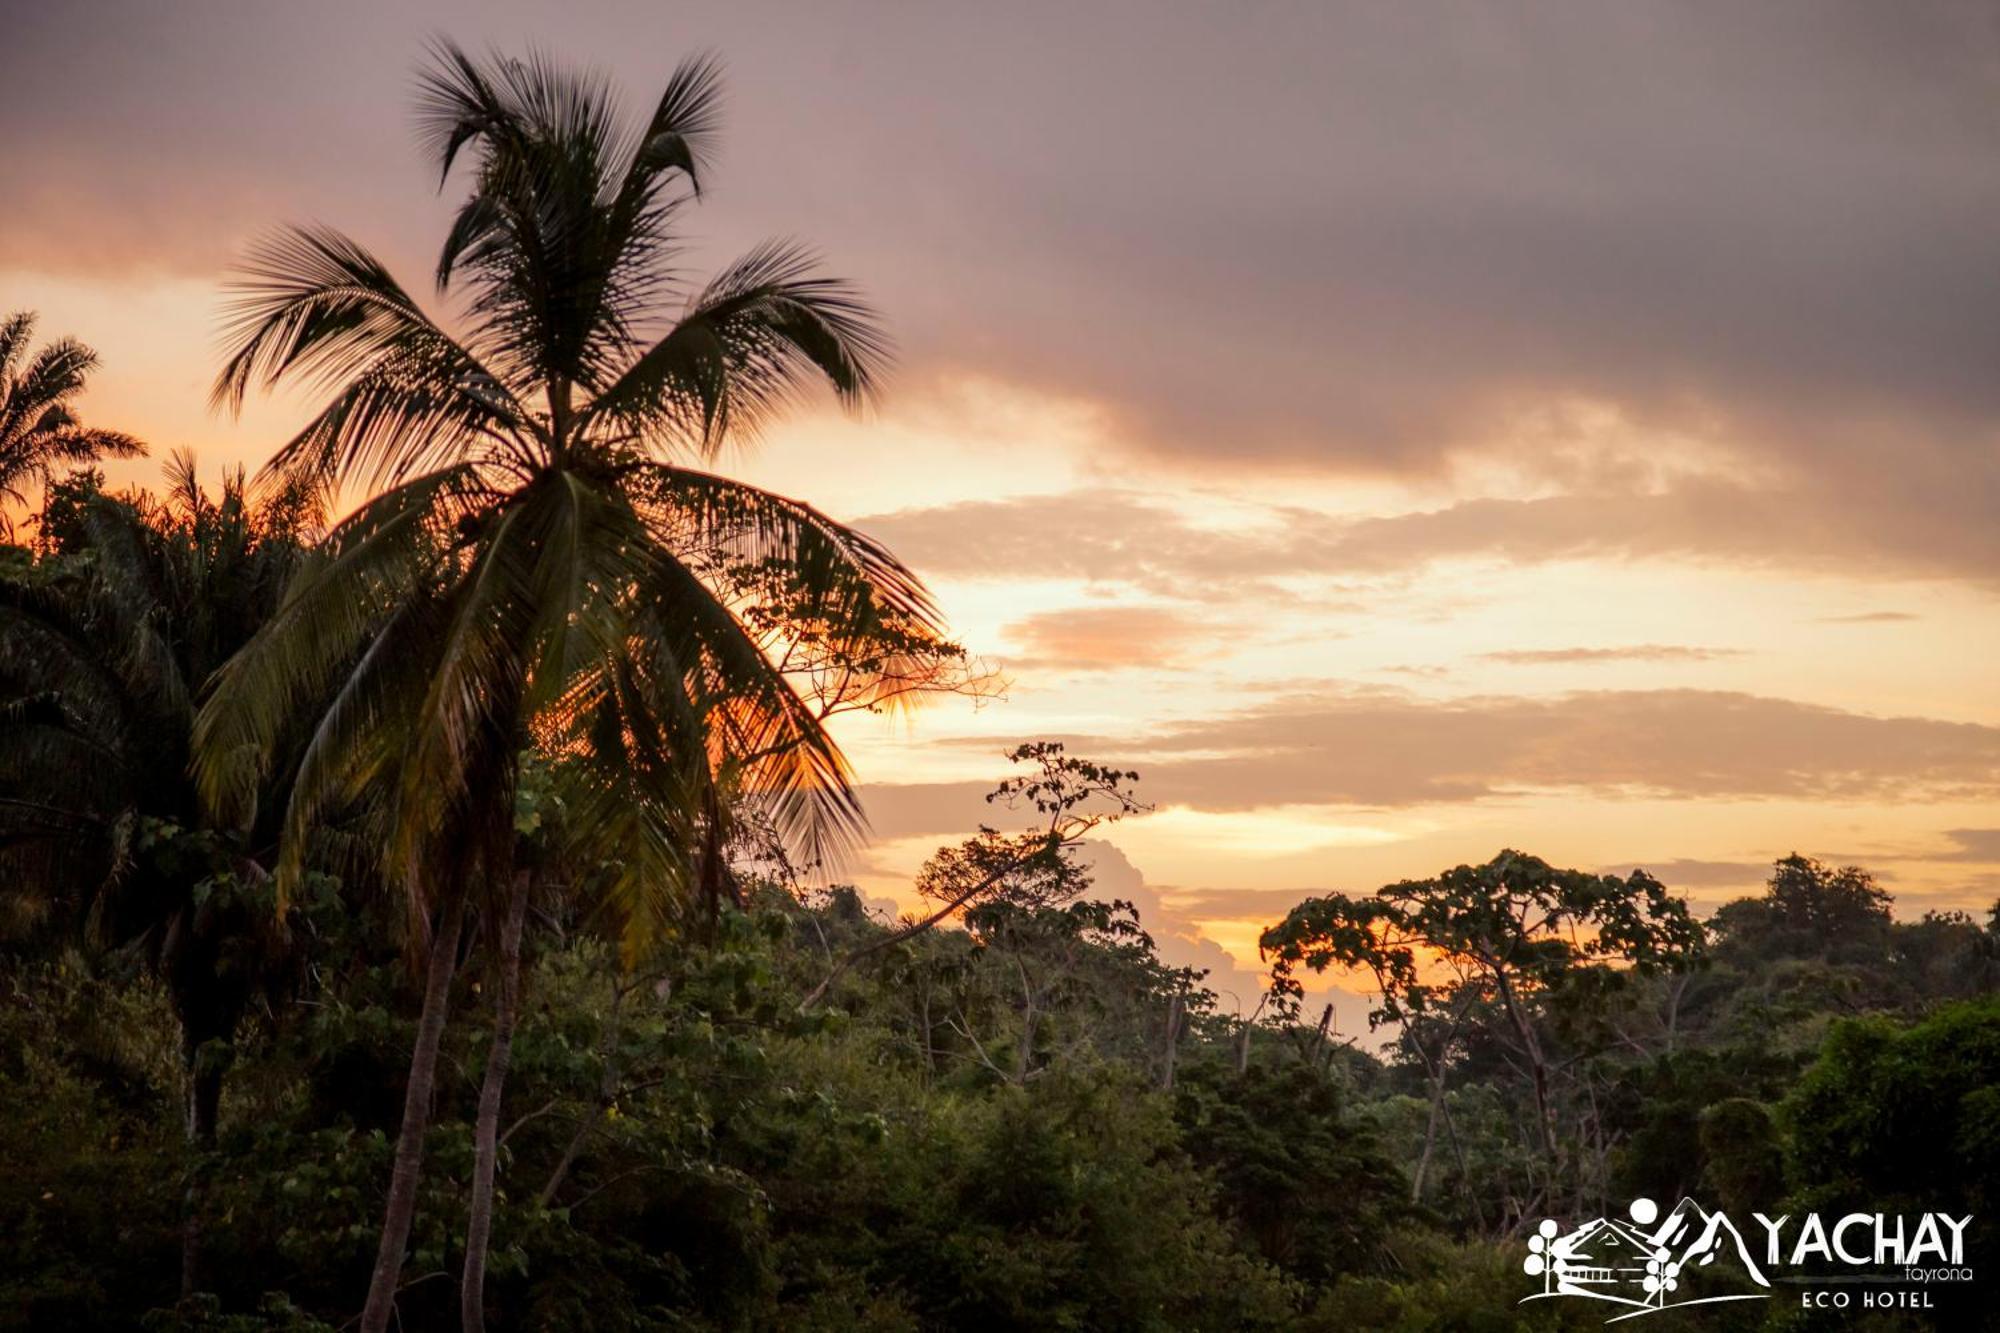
1480, 645, 1745, 665
914, 688, 2000, 810
1002, 606, 1209, 671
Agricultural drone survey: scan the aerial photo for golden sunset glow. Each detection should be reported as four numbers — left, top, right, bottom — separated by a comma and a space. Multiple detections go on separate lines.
10, 2, 2000, 1033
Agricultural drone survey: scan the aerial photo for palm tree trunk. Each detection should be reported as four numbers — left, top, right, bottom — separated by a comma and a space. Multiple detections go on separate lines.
359, 886, 468, 1333
461, 871, 530, 1333
179, 1044, 225, 1298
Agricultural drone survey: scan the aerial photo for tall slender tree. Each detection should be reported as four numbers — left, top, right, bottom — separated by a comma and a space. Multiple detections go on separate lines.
193, 41, 943, 1333
0, 312, 144, 535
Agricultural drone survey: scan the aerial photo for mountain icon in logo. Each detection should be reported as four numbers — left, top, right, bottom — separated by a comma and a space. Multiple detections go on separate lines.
1652, 1197, 1770, 1296
1522, 1196, 1771, 1322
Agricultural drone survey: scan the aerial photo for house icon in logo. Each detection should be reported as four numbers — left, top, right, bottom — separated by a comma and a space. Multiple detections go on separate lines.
1523, 1196, 1770, 1321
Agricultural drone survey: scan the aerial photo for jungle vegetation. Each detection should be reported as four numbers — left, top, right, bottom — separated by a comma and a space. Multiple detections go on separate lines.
2, 40, 1997, 1333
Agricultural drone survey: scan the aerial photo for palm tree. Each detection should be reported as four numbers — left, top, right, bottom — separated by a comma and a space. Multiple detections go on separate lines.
0, 453, 318, 1295
0, 312, 145, 534
194, 42, 942, 1333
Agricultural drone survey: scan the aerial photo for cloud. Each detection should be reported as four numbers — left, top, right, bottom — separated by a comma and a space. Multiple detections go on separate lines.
1599, 858, 1773, 890
1480, 645, 1745, 665
864, 477, 2000, 595
1158, 886, 1332, 920
861, 687, 2000, 818
1171, 860, 1770, 909
1818, 611, 1922, 624
861, 490, 1340, 599
1072, 843, 1360, 1022
1331, 478, 2000, 587
10, 2, 2000, 589
1917, 828, 2000, 864
1001, 605, 1210, 670
855, 781, 998, 842
1019, 688, 2000, 810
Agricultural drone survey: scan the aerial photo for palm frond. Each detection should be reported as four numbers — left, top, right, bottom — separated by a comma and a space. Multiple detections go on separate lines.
540, 661, 702, 962
0, 313, 36, 383
617, 530, 866, 870
213, 225, 526, 490
36, 426, 145, 465
193, 467, 473, 834
379, 503, 536, 879
3, 338, 98, 431
580, 240, 889, 455
275, 581, 453, 899
617, 53, 724, 200
0, 319, 142, 501
420, 41, 640, 392
416, 37, 519, 188
636, 463, 940, 631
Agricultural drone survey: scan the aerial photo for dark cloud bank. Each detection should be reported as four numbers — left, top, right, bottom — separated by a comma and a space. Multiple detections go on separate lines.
864, 687, 2000, 832
9, 4, 2000, 565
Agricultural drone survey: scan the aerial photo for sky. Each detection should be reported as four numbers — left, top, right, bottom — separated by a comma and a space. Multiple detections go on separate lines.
8, 1, 2000, 1028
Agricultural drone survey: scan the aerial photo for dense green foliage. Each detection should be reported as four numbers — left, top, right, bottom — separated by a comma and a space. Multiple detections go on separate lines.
3, 475, 1996, 1333
1, 822, 1995, 1329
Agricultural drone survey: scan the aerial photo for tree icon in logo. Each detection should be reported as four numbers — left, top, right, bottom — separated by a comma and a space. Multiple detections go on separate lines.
1524, 1216, 1562, 1293
1630, 1197, 1683, 1305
